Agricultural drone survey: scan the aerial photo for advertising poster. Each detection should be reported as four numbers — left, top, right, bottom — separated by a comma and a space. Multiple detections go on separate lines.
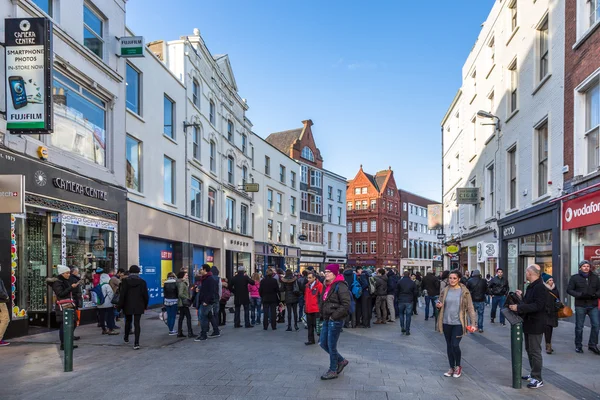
5, 18, 52, 133
160, 250, 173, 286
427, 204, 442, 230
584, 246, 600, 270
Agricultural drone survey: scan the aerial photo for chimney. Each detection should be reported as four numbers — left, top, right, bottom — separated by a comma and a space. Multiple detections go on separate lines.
147, 40, 165, 61
302, 119, 313, 128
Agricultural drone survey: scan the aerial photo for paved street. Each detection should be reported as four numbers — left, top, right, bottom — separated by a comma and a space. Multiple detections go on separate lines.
3, 305, 599, 400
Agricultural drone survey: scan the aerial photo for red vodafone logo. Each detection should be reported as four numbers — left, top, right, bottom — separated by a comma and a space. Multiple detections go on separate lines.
563, 191, 600, 230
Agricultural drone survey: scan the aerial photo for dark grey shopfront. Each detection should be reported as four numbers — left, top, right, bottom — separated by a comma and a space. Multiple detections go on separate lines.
0, 148, 127, 338
498, 201, 560, 293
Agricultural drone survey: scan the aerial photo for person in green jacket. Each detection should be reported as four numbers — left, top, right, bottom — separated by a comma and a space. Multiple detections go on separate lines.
177, 271, 194, 338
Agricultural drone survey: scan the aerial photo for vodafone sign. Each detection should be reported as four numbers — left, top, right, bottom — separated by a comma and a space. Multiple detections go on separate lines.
562, 191, 600, 230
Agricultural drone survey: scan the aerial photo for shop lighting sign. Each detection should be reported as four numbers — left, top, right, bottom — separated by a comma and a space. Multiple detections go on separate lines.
562, 191, 600, 230
5, 18, 53, 134
0, 175, 25, 213
456, 188, 480, 205
119, 36, 144, 57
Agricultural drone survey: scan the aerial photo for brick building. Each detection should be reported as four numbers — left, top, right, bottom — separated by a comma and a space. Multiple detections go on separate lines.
346, 166, 400, 269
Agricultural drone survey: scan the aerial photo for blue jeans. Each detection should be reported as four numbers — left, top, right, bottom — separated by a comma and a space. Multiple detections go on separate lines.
250, 297, 262, 324
575, 306, 600, 348
198, 304, 212, 338
298, 295, 305, 321
491, 295, 506, 324
473, 302, 485, 330
165, 304, 178, 332
320, 319, 345, 372
211, 302, 220, 334
397, 302, 413, 332
425, 296, 438, 319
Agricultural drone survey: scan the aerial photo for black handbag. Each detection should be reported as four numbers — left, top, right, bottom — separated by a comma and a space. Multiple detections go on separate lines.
182, 298, 192, 307
111, 291, 120, 305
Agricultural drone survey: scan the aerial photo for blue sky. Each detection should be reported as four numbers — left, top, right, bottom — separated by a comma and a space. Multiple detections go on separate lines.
126, 1, 494, 201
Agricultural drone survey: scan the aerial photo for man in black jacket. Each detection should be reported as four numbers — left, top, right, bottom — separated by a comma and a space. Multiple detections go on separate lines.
509, 265, 546, 389
259, 268, 280, 330
119, 265, 149, 349
356, 267, 372, 328
395, 271, 416, 335
194, 264, 219, 341
422, 269, 440, 321
567, 260, 600, 354
466, 270, 488, 333
489, 268, 509, 325
228, 266, 255, 328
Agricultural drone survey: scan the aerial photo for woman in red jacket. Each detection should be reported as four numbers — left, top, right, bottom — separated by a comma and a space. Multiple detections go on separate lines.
304, 271, 323, 345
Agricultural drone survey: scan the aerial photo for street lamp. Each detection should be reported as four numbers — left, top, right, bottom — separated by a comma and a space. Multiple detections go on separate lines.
476, 110, 500, 131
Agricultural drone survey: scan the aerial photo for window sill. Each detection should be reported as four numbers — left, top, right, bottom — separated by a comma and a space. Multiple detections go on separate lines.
505, 109, 519, 124
484, 217, 497, 224
532, 74, 552, 96
127, 108, 145, 122
127, 189, 145, 198
163, 202, 178, 210
190, 158, 203, 169
469, 154, 477, 163
574, 20, 600, 50
163, 134, 177, 145
506, 26, 520, 46
532, 193, 551, 205
505, 208, 519, 216
573, 169, 600, 185
191, 102, 201, 114
485, 64, 495, 80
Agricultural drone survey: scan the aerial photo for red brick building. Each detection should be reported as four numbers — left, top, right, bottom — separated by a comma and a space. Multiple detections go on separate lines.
346, 166, 400, 269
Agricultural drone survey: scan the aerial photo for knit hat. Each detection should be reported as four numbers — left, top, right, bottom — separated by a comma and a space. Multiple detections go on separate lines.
542, 273, 553, 283
579, 260, 591, 268
325, 264, 340, 276
95, 267, 104, 274
57, 265, 70, 275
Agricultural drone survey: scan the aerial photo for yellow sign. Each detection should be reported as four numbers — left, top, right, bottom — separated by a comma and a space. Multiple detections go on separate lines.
447, 245, 459, 254
37, 146, 48, 160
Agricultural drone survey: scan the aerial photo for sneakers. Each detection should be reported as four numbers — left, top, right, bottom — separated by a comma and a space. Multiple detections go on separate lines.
443, 368, 455, 377
478, 329, 484, 333
208, 332, 221, 338
336, 359, 349, 374
133, 344, 140, 350
194, 335, 207, 342
168, 331, 177, 336
320, 370, 338, 380
401, 328, 406, 333
588, 346, 600, 355
0, 340, 10, 346
405, 331, 411, 336
575, 347, 584, 353
527, 378, 543, 389
452, 366, 462, 378
123, 337, 129, 343
490, 318, 495, 324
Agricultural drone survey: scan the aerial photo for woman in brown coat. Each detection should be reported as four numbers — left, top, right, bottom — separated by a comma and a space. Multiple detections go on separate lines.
436, 270, 477, 379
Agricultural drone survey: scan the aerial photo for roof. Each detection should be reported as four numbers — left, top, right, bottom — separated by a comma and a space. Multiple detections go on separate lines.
374, 170, 391, 191
364, 172, 379, 191
265, 129, 302, 154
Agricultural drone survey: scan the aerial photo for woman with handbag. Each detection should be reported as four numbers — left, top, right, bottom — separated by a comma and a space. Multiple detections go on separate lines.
176, 271, 194, 338
280, 269, 300, 331
46, 265, 80, 350
542, 273, 560, 354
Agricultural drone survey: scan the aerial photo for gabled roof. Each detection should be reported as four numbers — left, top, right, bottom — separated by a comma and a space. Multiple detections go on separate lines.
374, 170, 391, 191
265, 128, 302, 154
363, 172, 379, 191
213, 54, 238, 91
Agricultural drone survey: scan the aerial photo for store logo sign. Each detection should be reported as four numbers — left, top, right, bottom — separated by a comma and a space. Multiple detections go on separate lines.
503, 226, 516, 236
562, 191, 600, 230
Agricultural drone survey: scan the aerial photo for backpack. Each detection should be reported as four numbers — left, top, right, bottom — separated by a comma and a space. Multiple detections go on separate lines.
221, 287, 231, 303
333, 283, 354, 314
368, 276, 376, 295
351, 274, 362, 299
293, 280, 300, 295
91, 283, 107, 305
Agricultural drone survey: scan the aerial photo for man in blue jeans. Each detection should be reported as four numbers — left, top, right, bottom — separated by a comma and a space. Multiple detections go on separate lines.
466, 270, 488, 333
194, 265, 219, 341
489, 268, 509, 325
421, 269, 440, 321
567, 260, 600, 354
395, 271, 416, 335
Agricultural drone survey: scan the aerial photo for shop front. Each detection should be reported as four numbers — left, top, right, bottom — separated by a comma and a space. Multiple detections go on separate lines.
346, 257, 376, 270
300, 250, 326, 272
400, 258, 432, 274
324, 255, 347, 269
224, 233, 252, 279
0, 149, 127, 338
254, 243, 301, 274
498, 201, 560, 293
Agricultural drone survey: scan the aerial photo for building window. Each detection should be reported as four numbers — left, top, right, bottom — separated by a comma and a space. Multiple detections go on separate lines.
509, 61, 518, 113
300, 165, 308, 184
347, 223, 352, 233
189, 127, 199, 160
51, 71, 107, 165
241, 204, 248, 235
371, 241, 376, 254
164, 95, 174, 138
126, 135, 141, 192
208, 188, 216, 223
277, 222, 283, 242
370, 200, 376, 210
362, 221, 367, 232
410, 205, 413, 214
126, 64, 140, 115
163, 156, 175, 204
209, 100, 216, 125
291, 196, 296, 215
328, 232, 333, 250
538, 18, 549, 81
192, 79, 199, 107
509, 0, 517, 31
337, 207, 342, 224
267, 219, 273, 240
227, 156, 234, 184
290, 225, 296, 244
310, 170, 322, 188
265, 156, 270, 176
362, 200, 368, 210
403, 239, 407, 249
209, 141, 216, 172
337, 233, 342, 251
301, 192, 308, 212
310, 195, 322, 215
32, 0, 52, 15
348, 242, 353, 254
489, 36, 495, 64
361, 187, 367, 194
591, 0, 600, 27
371, 220, 376, 232
508, 146, 517, 209
301, 222, 323, 244
191, 178, 202, 218
242, 166, 248, 186
347, 201, 352, 211
337, 189, 342, 202
276, 193, 282, 213
362, 242, 367, 254
291, 171, 296, 188
83, 4, 104, 58
355, 241, 361, 254
486, 164, 495, 219
227, 120, 234, 142
354, 187, 360, 195
280, 165, 286, 183
326, 204, 332, 222
586, 82, 600, 173
403, 220, 407, 229
537, 122, 548, 196
355, 201, 360, 210
267, 189, 273, 209
241, 134, 247, 154
327, 186, 333, 200
355, 221, 361, 233
301, 146, 315, 161
226, 197, 235, 231
403, 202, 407, 211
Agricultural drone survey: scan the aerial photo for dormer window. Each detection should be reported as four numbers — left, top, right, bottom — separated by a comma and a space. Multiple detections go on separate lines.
301, 146, 315, 162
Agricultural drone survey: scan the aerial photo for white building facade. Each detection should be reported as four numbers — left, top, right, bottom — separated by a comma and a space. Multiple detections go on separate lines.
402, 202, 441, 274
323, 170, 347, 266
251, 133, 301, 273
441, 0, 564, 285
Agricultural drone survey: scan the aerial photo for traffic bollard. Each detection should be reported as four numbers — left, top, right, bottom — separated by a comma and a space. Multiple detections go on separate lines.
63, 308, 74, 372
510, 321, 523, 389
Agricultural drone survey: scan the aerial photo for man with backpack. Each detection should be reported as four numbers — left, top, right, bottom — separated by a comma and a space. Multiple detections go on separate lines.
373, 269, 389, 324
422, 268, 441, 321
194, 264, 219, 341
386, 269, 399, 322
396, 271, 416, 335
343, 268, 358, 328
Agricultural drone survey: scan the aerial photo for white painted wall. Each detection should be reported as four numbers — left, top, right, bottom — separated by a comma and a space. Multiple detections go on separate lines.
323, 170, 347, 260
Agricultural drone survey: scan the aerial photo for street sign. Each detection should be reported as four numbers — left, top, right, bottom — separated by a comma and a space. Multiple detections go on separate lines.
298, 234, 308, 241
456, 187, 480, 204
437, 233, 446, 240
243, 183, 259, 192
119, 36, 144, 57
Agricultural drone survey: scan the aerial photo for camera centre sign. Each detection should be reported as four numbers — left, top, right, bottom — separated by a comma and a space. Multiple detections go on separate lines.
5, 18, 53, 134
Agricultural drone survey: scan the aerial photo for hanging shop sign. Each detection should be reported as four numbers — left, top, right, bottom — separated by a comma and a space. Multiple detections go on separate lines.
447, 244, 460, 254
477, 241, 498, 263
0, 175, 25, 213
428, 204, 443, 230
119, 36, 144, 57
562, 191, 600, 230
456, 188, 480, 204
5, 17, 53, 134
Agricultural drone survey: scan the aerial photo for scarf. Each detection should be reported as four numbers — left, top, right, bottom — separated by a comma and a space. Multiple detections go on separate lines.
544, 282, 555, 290
323, 274, 344, 301
580, 271, 590, 278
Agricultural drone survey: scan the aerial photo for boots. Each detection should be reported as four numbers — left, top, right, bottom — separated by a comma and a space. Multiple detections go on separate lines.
294, 324, 299, 331
188, 330, 195, 338
546, 343, 553, 354
177, 331, 185, 338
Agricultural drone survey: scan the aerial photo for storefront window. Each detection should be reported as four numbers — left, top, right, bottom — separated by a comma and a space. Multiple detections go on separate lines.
506, 239, 518, 293
570, 225, 600, 277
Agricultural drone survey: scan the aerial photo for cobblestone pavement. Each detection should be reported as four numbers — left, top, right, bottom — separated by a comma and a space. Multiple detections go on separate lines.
3, 304, 599, 400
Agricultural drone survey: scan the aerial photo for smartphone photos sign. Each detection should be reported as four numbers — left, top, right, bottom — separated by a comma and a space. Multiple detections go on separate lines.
5, 18, 53, 133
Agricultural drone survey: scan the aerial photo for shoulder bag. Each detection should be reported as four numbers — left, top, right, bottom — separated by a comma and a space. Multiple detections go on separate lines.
549, 291, 573, 318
